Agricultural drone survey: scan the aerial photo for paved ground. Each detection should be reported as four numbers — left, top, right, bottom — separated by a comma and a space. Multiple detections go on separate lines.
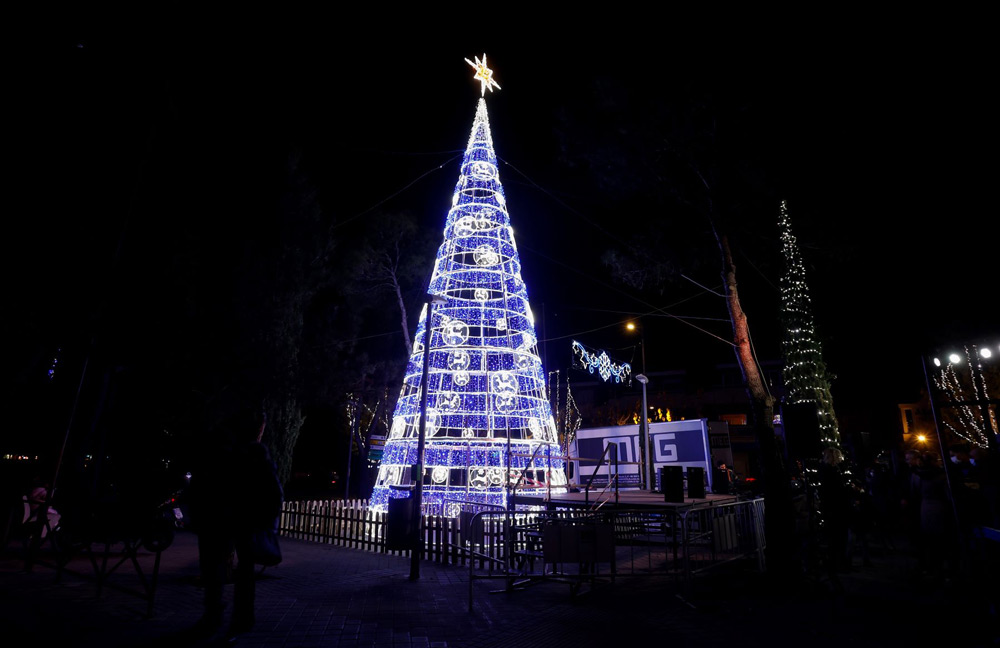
2, 525, 997, 647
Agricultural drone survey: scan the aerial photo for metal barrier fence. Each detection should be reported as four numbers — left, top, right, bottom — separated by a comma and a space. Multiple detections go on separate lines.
279, 496, 766, 607
459, 498, 765, 607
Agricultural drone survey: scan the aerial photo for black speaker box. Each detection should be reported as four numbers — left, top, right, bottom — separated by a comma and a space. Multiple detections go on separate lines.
661, 466, 684, 503
687, 466, 706, 499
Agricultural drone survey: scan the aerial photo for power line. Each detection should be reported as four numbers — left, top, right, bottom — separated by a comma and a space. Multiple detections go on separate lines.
331, 153, 463, 231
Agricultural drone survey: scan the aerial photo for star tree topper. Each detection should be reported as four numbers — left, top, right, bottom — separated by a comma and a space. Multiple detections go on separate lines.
465, 53, 501, 96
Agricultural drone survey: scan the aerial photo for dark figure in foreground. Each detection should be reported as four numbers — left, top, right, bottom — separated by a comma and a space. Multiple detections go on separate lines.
186, 409, 283, 638
817, 447, 852, 579
909, 451, 957, 581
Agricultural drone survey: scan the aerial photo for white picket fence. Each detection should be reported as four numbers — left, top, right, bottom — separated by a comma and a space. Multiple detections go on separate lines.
280, 498, 471, 565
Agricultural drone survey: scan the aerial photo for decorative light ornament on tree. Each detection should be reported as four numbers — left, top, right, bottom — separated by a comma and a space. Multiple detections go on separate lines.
370, 56, 566, 515
465, 54, 501, 96
778, 200, 842, 449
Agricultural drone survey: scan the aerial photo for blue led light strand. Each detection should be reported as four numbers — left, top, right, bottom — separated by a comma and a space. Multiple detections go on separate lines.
370, 97, 566, 516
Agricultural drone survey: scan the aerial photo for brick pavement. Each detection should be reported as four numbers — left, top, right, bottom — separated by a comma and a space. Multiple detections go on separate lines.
1, 527, 996, 647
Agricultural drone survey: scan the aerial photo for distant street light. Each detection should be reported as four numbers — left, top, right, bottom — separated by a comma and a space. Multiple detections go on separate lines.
626, 321, 646, 376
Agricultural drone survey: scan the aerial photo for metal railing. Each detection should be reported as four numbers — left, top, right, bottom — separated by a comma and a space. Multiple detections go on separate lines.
280, 496, 766, 608
583, 443, 620, 508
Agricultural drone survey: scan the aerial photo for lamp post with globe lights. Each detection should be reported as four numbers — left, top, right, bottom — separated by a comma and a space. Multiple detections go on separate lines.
922, 340, 998, 575
926, 342, 999, 457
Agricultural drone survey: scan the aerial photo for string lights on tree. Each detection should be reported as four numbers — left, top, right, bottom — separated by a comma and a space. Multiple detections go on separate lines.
932, 345, 997, 449
547, 369, 583, 479
778, 200, 841, 449
369, 57, 566, 516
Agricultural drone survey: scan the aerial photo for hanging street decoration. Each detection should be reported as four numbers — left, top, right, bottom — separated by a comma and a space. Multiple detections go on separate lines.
778, 200, 841, 449
368, 57, 566, 516
571, 340, 632, 384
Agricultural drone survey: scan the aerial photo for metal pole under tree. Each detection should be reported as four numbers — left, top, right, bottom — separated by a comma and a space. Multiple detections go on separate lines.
411, 294, 445, 580
345, 398, 360, 500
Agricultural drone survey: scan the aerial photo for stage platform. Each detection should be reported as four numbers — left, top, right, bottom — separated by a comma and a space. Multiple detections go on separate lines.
513, 489, 740, 510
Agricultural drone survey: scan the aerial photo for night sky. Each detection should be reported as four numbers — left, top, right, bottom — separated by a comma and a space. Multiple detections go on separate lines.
7, 22, 996, 462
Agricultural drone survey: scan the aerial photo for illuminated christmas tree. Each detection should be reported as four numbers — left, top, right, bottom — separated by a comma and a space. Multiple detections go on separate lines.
778, 200, 841, 448
369, 56, 567, 516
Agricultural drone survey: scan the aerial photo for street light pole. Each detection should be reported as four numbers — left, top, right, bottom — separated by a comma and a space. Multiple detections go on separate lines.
636, 374, 651, 490
411, 293, 445, 581
627, 321, 653, 490
640, 332, 646, 377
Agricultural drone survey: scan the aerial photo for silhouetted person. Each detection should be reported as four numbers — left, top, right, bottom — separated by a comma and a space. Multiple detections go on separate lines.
25, 477, 60, 539
712, 461, 734, 494
899, 448, 923, 555
910, 451, 957, 581
969, 445, 998, 527
818, 447, 851, 579
186, 408, 283, 639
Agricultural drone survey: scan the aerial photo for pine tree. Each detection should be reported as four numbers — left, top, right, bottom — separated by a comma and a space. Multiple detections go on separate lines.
778, 200, 841, 448
369, 94, 566, 516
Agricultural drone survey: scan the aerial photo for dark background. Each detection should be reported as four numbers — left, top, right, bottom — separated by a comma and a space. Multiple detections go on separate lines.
5, 18, 996, 494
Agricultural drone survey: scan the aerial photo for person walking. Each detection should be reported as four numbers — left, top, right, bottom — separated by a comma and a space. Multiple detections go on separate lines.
185, 407, 283, 639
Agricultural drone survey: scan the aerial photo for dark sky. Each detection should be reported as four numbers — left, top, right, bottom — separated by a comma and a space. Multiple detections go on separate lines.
9, 22, 996, 442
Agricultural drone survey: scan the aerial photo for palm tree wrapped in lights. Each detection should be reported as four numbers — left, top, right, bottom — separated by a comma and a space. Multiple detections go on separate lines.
778, 200, 841, 449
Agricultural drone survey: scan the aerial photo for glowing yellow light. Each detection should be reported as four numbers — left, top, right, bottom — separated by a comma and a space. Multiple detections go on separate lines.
465, 53, 501, 96
917, 434, 927, 443
626, 322, 636, 331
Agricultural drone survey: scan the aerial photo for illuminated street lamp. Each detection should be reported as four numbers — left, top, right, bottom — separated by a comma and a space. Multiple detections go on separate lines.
927, 342, 999, 454
922, 340, 998, 573
626, 321, 646, 376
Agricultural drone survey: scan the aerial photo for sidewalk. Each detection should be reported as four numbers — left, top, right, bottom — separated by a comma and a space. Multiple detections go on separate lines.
1, 528, 995, 647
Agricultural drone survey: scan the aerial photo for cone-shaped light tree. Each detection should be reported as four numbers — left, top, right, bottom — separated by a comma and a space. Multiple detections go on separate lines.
778, 200, 841, 448
369, 57, 567, 516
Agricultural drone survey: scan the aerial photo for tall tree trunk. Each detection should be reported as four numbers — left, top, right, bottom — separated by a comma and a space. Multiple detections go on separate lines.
263, 394, 305, 487
716, 231, 796, 578
392, 274, 412, 357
